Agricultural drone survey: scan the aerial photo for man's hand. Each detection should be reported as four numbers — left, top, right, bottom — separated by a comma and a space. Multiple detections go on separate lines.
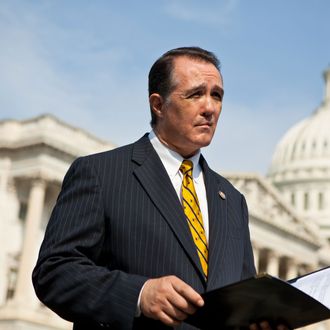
140, 275, 204, 327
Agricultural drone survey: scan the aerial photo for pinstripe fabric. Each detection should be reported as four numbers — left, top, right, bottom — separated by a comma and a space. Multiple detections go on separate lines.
32, 134, 256, 330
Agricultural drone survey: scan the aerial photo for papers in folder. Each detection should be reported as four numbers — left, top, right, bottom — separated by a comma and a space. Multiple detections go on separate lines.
186, 267, 330, 329
289, 266, 330, 309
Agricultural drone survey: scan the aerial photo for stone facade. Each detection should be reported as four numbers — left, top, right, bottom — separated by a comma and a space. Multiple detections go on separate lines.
0, 115, 114, 329
268, 68, 330, 243
226, 173, 322, 277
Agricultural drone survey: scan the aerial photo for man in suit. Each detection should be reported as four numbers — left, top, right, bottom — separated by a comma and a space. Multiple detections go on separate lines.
33, 47, 256, 330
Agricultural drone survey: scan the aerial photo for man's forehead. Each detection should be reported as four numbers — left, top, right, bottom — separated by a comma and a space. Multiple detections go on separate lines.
173, 55, 219, 70
172, 56, 223, 85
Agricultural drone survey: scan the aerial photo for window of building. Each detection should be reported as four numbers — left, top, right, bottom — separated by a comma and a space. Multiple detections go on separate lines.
301, 142, 306, 157
304, 192, 309, 210
318, 192, 324, 210
18, 201, 27, 221
291, 192, 295, 206
311, 140, 317, 155
324, 140, 329, 155
291, 143, 297, 160
6, 266, 17, 300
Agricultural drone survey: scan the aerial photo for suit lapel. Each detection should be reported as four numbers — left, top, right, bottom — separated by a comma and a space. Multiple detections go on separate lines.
131, 135, 205, 279
200, 157, 229, 290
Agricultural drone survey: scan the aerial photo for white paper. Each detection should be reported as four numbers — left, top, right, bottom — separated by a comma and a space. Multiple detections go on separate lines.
290, 267, 330, 309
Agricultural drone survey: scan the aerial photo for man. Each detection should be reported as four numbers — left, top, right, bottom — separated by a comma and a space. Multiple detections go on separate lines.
33, 47, 256, 329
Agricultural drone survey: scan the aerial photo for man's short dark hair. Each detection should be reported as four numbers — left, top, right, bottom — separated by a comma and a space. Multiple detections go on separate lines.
148, 46, 221, 127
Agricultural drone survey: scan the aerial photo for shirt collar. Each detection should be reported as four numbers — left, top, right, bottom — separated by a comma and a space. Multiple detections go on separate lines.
148, 130, 202, 180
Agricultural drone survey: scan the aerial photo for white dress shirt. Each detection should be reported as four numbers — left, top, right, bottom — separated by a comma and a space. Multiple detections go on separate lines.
148, 130, 209, 241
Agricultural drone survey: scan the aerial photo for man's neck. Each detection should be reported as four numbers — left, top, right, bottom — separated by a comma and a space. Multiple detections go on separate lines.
153, 128, 200, 159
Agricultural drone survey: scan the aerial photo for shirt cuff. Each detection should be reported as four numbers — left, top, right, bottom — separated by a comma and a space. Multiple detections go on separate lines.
135, 281, 148, 317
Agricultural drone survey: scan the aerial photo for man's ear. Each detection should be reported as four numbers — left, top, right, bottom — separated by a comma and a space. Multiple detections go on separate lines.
149, 93, 164, 120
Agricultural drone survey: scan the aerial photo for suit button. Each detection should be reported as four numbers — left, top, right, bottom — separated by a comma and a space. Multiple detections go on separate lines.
99, 323, 110, 328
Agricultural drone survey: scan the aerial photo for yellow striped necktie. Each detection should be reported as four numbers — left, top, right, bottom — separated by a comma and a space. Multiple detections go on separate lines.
180, 160, 208, 278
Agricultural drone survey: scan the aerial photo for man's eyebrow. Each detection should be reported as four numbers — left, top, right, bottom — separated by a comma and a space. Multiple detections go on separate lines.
214, 86, 224, 97
182, 84, 224, 98
184, 84, 206, 95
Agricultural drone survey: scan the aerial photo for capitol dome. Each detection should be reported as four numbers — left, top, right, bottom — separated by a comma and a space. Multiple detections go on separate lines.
268, 67, 330, 242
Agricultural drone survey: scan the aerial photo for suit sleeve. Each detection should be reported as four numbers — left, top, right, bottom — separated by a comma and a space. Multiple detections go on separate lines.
240, 194, 257, 280
32, 157, 147, 329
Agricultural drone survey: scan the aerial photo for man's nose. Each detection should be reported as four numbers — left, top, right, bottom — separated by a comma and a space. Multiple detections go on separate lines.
203, 95, 216, 115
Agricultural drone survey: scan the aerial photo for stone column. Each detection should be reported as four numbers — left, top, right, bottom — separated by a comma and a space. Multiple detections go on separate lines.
266, 251, 279, 277
286, 258, 298, 280
0, 158, 11, 305
13, 179, 46, 306
303, 264, 315, 274
252, 243, 260, 273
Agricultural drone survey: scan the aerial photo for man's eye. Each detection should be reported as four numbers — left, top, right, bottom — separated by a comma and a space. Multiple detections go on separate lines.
189, 91, 202, 98
212, 92, 223, 101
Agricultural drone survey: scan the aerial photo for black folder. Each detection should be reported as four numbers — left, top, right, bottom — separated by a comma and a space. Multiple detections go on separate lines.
186, 274, 330, 329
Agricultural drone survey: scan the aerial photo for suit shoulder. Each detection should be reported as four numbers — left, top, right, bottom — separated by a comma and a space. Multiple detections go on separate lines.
73, 133, 151, 165
72, 133, 151, 168
74, 142, 134, 165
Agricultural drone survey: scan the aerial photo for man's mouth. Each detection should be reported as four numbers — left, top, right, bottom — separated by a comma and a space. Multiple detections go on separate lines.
196, 122, 212, 127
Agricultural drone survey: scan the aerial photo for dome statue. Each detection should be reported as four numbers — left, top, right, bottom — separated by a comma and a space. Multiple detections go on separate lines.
268, 67, 330, 243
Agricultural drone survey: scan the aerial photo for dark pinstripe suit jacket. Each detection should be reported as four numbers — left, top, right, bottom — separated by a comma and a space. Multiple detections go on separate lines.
33, 134, 255, 330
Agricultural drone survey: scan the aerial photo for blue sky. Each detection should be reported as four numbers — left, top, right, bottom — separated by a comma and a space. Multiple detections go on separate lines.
0, 0, 329, 174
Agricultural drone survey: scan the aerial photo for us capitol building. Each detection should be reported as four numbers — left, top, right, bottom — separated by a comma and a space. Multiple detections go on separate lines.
0, 67, 329, 329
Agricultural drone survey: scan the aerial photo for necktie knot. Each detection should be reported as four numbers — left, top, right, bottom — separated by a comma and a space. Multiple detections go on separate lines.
180, 160, 193, 175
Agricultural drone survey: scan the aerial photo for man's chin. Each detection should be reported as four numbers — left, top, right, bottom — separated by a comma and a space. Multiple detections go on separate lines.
195, 134, 214, 148
192, 140, 212, 151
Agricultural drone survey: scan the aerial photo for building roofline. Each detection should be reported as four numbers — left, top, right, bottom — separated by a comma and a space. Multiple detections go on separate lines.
0, 113, 113, 147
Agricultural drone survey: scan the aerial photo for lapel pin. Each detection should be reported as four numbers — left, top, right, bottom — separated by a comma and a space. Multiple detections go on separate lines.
218, 191, 226, 200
